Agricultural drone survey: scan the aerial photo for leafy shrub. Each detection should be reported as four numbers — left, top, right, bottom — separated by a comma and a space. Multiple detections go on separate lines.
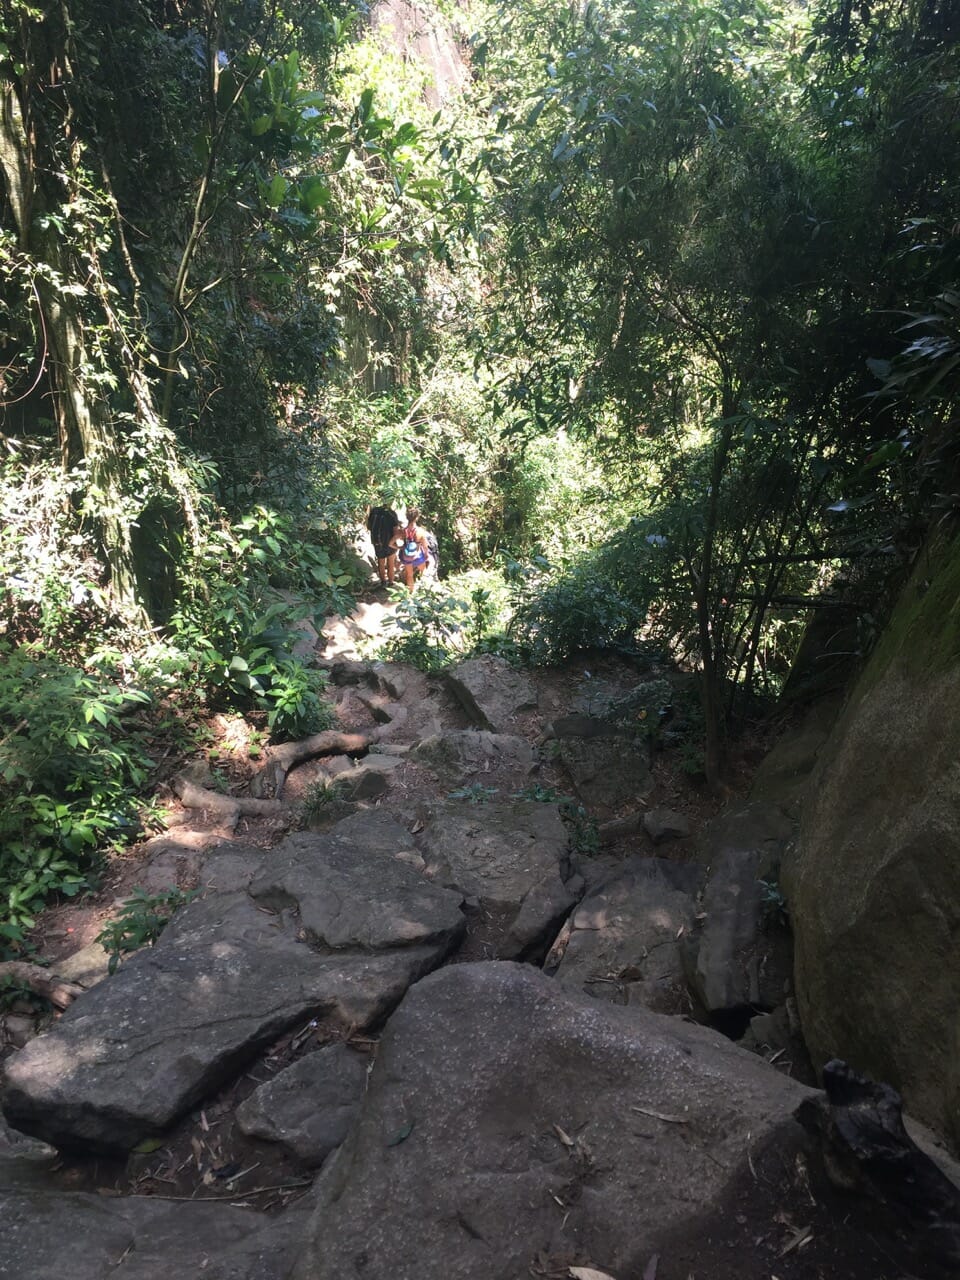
0, 646, 152, 927
168, 505, 346, 734
0, 450, 114, 654
377, 581, 472, 671
559, 798, 600, 857
508, 558, 648, 665
375, 569, 518, 672
96, 886, 199, 974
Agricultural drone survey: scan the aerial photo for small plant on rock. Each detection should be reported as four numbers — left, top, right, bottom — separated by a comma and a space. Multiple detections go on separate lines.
447, 783, 499, 804
559, 798, 601, 857
511, 783, 567, 803
96, 886, 199, 975
299, 778, 343, 824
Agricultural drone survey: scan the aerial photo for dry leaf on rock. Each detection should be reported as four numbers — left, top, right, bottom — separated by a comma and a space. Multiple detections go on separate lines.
569, 1268, 618, 1280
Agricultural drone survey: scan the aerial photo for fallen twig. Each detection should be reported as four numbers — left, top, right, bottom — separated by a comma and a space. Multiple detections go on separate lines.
630, 1106, 688, 1124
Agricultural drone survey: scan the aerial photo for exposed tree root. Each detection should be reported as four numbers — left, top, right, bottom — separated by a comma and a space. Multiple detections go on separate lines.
0, 962, 84, 1010
251, 730, 377, 800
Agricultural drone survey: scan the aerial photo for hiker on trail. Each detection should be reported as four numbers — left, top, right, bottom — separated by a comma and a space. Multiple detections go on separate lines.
398, 507, 433, 591
367, 503, 401, 588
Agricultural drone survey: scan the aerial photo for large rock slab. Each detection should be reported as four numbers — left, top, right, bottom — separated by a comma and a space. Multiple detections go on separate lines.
417, 801, 575, 957
250, 824, 464, 952
786, 540, 960, 1146
680, 848, 793, 1022
236, 1043, 367, 1167
444, 655, 537, 732
290, 963, 896, 1280
550, 857, 702, 1013
410, 729, 537, 784
1, 1189, 309, 1280
2, 815, 464, 1153
558, 734, 653, 816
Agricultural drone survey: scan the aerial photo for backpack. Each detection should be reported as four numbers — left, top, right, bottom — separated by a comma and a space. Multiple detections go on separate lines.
367, 505, 398, 548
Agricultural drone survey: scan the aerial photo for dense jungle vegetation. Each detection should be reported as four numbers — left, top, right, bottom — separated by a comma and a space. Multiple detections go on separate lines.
0, 0, 958, 940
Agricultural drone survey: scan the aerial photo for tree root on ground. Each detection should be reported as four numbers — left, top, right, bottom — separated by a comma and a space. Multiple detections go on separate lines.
0, 962, 84, 1010
251, 729, 377, 800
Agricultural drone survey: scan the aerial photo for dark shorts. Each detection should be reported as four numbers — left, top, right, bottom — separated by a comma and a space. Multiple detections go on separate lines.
374, 543, 397, 560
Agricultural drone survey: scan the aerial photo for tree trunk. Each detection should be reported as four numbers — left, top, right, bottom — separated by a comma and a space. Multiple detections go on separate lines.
0, 29, 146, 620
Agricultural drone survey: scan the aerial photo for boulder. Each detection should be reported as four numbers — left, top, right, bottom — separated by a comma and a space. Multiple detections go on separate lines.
200, 843, 269, 892
411, 730, 536, 785
681, 849, 793, 1025
321, 601, 392, 662
289, 963, 895, 1280
695, 800, 795, 876
642, 807, 692, 844
236, 1043, 368, 1167
444, 655, 537, 732
2, 815, 464, 1153
249, 820, 464, 951
370, 661, 406, 700
1, 1189, 309, 1280
549, 857, 702, 1013
417, 801, 575, 958
786, 539, 960, 1145
333, 754, 405, 802
748, 700, 839, 817
558, 735, 653, 816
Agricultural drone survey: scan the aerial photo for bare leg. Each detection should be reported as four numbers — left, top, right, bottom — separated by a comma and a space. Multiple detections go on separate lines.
403, 562, 415, 590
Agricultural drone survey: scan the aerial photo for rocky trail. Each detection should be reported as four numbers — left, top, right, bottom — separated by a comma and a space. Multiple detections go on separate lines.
1, 596, 959, 1280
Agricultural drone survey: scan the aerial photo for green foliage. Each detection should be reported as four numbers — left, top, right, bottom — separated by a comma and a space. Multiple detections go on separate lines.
447, 783, 499, 803
0, 646, 151, 927
0, 973, 49, 1015
378, 583, 470, 671
168, 505, 346, 734
511, 783, 566, 803
509, 556, 648, 666
299, 779, 339, 824
0, 449, 114, 653
559, 797, 600, 857
759, 877, 789, 926
96, 887, 199, 975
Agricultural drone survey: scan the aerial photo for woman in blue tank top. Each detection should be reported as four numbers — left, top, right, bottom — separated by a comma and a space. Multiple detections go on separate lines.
398, 507, 430, 591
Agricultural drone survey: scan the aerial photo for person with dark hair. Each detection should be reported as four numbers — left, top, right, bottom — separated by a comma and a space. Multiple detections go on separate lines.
398, 507, 431, 591
367, 502, 401, 587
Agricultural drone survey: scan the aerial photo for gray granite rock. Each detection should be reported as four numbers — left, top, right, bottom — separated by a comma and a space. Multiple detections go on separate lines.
444, 655, 537, 733
642, 807, 692, 844
411, 729, 537, 784
236, 1043, 367, 1166
680, 848, 792, 1019
290, 962, 820, 1280
417, 800, 575, 957
559, 735, 653, 816
2, 815, 464, 1153
550, 857, 703, 1013
1, 1189, 310, 1280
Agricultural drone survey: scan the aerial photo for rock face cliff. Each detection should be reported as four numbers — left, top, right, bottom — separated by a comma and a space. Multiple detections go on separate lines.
786, 535, 960, 1147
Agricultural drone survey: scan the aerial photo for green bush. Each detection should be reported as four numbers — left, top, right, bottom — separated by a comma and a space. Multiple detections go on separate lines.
0, 646, 152, 927
0, 451, 115, 653
508, 558, 648, 665
168, 505, 347, 733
